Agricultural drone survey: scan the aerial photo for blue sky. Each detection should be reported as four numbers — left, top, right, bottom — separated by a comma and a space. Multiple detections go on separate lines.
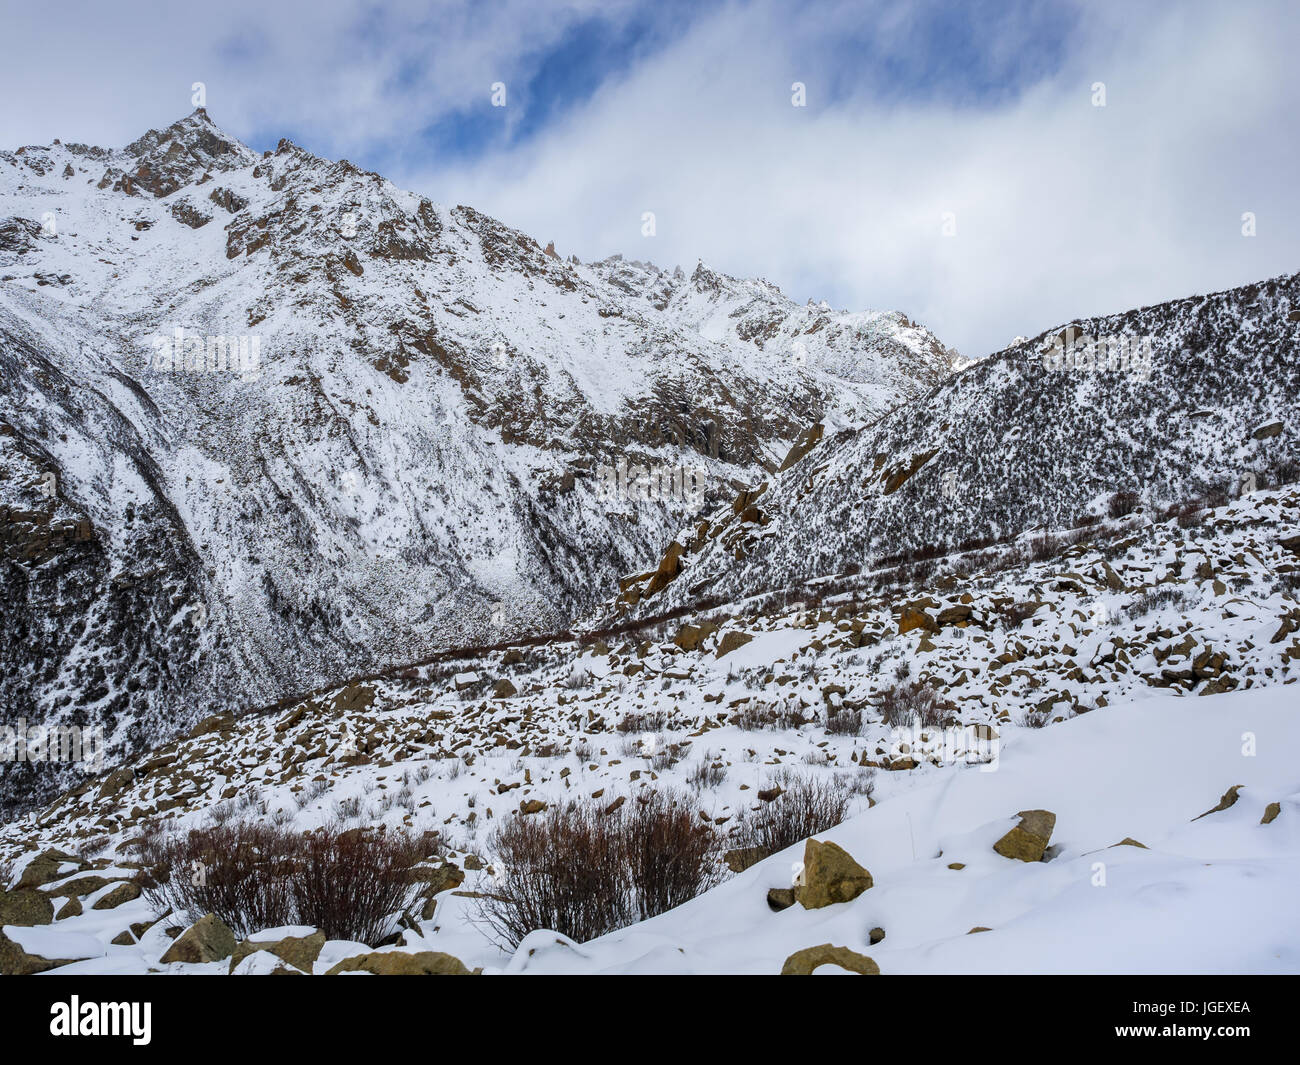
1, 0, 1296, 356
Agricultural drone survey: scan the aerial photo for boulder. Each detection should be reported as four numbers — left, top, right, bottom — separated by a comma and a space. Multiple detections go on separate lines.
1261, 802, 1282, 825
492, 678, 517, 699
992, 810, 1056, 862
898, 600, 940, 635
92, 882, 142, 910
715, 631, 753, 659
766, 887, 795, 912
795, 838, 873, 909
325, 950, 472, 975
229, 930, 325, 974
0, 888, 55, 927
159, 914, 236, 964
0, 929, 99, 976
780, 943, 879, 975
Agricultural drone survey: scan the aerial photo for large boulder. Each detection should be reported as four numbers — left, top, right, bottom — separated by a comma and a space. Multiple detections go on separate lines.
795, 839, 873, 909
781, 943, 879, 975
0, 888, 55, 927
0, 928, 101, 976
992, 810, 1056, 862
229, 930, 326, 974
92, 882, 142, 910
715, 631, 753, 659
159, 913, 236, 964
325, 950, 472, 975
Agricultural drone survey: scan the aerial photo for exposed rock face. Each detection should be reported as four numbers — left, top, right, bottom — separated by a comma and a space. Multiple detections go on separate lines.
795, 838, 873, 909
993, 810, 1057, 862
780, 943, 879, 975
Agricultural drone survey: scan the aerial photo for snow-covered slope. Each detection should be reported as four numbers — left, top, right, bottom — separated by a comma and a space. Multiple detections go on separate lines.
0, 110, 952, 813
604, 270, 1300, 622
3, 480, 1297, 974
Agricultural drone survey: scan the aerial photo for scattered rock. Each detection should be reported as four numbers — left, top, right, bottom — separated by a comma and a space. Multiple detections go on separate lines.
229, 930, 325, 975
766, 887, 796, 912
780, 943, 879, 975
795, 838, 873, 909
1193, 785, 1244, 821
92, 882, 142, 910
993, 809, 1056, 862
159, 914, 236, 964
715, 631, 753, 658
325, 950, 472, 975
1261, 802, 1282, 825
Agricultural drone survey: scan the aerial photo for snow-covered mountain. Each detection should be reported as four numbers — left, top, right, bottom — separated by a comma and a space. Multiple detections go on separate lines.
605, 270, 1300, 622
0, 110, 954, 813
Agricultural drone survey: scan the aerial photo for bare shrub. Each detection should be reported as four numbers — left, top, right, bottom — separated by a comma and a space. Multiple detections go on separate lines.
732, 697, 809, 731
138, 821, 298, 938
729, 771, 851, 859
291, 826, 422, 944
616, 710, 667, 734
477, 802, 634, 947
876, 681, 954, 728
623, 791, 723, 922
477, 795, 721, 948
825, 706, 861, 735
139, 820, 425, 944
1107, 490, 1141, 519
688, 756, 727, 792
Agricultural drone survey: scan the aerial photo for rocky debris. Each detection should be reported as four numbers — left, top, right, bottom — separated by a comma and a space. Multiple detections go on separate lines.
1194, 785, 1244, 820
229, 930, 325, 974
159, 913, 236, 964
993, 810, 1056, 862
1261, 802, 1282, 824
324, 949, 472, 975
780, 943, 879, 975
795, 838, 873, 909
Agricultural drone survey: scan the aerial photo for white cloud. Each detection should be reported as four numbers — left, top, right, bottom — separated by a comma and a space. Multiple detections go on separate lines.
402, 0, 1300, 356
2, 0, 1295, 356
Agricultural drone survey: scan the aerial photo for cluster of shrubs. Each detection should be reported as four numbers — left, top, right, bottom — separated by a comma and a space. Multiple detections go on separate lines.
875, 680, 957, 728
478, 773, 856, 948
477, 791, 723, 947
138, 821, 428, 943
